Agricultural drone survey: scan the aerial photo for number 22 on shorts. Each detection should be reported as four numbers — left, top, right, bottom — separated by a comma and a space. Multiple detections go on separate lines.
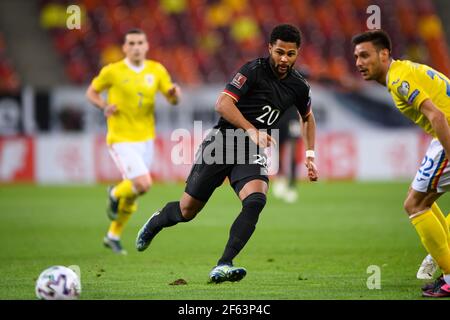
417, 155, 434, 180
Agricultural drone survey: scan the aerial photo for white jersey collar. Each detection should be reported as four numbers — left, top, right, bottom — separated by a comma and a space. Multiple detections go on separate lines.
124, 58, 145, 73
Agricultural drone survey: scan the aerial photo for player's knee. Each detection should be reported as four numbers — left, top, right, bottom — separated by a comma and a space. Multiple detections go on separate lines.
133, 180, 152, 194
179, 193, 205, 220
179, 202, 202, 221
403, 198, 419, 216
242, 192, 267, 214
403, 202, 413, 216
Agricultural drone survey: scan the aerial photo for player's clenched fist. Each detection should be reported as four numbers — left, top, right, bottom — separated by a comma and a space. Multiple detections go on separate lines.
103, 104, 117, 118
247, 129, 277, 148
305, 159, 318, 181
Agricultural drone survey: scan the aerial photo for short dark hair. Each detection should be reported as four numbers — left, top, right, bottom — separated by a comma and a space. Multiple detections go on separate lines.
123, 28, 146, 43
270, 24, 302, 47
352, 30, 392, 53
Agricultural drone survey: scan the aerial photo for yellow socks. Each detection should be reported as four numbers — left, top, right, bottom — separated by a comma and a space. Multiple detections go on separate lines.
431, 203, 450, 247
107, 180, 137, 239
108, 214, 132, 239
108, 197, 138, 239
446, 208, 450, 228
112, 180, 137, 199
411, 208, 450, 275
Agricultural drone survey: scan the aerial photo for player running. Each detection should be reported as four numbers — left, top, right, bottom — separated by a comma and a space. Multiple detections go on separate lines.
136, 24, 318, 283
353, 29, 450, 297
86, 28, 180, 254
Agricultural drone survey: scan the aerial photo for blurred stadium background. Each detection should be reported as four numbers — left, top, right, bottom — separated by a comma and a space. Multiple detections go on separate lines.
1, 0, 450, 300
0, 0, 449, 184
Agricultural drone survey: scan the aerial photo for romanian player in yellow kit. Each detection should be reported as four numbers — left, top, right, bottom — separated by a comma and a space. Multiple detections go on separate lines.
86, 29, 180, 254
352, 30, 450, 297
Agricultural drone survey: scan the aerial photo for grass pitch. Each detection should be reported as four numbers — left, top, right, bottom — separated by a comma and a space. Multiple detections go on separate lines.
0, 181, 448, 300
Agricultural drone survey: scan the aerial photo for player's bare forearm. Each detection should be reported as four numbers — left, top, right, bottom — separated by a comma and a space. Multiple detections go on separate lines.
301, 111, 318, 181
301, 112, 316, 151
86, 85, 107, 109
421, 99, 450, 156
216, 93, 275, 147
215, 93, 255, 132
430, 116, 450, 155
86, 85, 116, 117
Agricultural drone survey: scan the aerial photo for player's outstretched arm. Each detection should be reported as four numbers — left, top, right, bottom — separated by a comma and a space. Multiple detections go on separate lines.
420, 99, 450, 156
215, 93, 275, 148
301, 111, 318, 181
86, 84, 116, 118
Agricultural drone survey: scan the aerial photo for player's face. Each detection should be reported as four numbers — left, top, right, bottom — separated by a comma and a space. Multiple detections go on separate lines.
123, 33, 149, 63
269, 40, 299, 78
354, 42, 386, 81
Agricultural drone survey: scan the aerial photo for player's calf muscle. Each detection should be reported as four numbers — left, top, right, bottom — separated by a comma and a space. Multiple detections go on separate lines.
180, 193, 205, 220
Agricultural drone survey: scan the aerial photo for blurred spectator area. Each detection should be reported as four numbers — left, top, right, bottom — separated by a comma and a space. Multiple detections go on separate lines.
0, 32, 20, 92
39, 0, 450, 86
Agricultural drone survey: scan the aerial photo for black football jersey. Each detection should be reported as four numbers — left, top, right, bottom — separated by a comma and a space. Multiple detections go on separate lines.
215, 57, 311, 130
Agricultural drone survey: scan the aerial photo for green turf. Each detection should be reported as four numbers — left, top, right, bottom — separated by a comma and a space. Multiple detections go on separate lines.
0, 181, 448, 300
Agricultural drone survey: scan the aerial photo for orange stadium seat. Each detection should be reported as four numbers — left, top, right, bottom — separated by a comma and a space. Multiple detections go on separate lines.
0, 33, 20, 92
38, 0, 449, 86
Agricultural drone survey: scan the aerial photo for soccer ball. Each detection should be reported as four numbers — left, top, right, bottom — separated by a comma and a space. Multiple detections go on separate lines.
35, 266, 81, 300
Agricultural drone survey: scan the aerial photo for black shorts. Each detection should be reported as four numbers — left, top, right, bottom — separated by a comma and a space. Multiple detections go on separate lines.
185, 129, 269, 202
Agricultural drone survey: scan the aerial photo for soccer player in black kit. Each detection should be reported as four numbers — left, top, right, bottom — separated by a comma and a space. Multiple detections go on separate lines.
136, 24, 318, 283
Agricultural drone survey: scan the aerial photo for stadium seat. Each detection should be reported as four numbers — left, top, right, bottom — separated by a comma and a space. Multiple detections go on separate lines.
0, 33, 20, 92
38, 0, 449, 86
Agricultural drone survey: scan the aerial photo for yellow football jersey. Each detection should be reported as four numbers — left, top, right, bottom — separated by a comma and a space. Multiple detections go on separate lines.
387, 59, 450, 137
92, 59, 175, 144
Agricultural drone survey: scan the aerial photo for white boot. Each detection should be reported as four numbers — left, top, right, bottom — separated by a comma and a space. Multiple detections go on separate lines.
417, 254, 437, 280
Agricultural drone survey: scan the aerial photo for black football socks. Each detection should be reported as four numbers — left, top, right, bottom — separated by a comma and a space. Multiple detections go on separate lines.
217, 192, 267, 266
148, 201, 188, 234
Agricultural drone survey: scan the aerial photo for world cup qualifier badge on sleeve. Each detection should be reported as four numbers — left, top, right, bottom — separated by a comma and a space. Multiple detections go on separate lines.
231, 73, 247, 89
